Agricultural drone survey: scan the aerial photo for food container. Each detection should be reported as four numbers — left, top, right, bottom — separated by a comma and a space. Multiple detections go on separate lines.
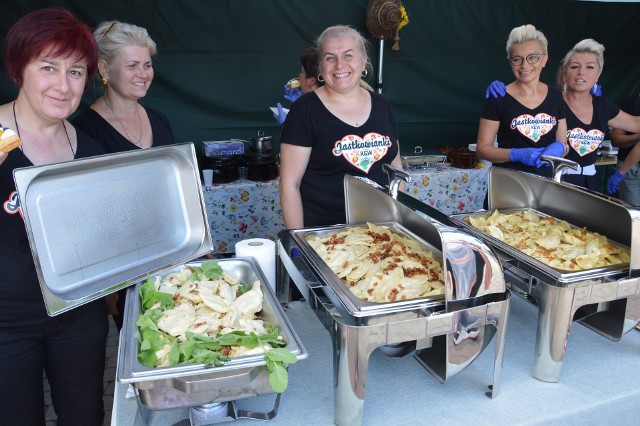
277, 174, 511, 425
203, 155, 240, 183
450, 147, 478, 169
117, 258, 307, 411
13, 143, 308, 421
401, 153, 447, 170
450, 167, 640, 382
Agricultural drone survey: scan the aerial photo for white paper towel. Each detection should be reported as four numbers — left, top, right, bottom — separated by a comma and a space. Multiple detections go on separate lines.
235, 238, 276, 290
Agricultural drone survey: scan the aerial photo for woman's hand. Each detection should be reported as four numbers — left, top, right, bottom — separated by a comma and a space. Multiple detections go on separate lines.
607, 170, 626, 194
284, 85, 302, 102
273, 102, 288, 125
509, 147, 546, 167
485, 80, 506, 99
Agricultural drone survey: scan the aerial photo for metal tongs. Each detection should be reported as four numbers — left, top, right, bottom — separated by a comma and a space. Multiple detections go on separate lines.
539, 155, 579, 182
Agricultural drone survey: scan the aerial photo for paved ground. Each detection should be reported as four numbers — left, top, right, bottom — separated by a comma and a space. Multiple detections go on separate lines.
44, 316, 118, 426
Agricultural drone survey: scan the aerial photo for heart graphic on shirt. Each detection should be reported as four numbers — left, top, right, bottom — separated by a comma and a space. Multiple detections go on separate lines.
567, 127, 604, 157
333, 132, 392, 173
511, 113, 556, 143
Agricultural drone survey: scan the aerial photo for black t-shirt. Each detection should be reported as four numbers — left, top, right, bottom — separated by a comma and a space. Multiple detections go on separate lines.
0, 128, 104, 322
564, 96, 619, 167
72, 105, 175, 153
281, 90, 399, 227
481, 86, 566, 176
615, 93, 640, 162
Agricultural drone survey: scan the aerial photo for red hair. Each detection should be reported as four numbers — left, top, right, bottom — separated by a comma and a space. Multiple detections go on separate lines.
3, 8, 98, 89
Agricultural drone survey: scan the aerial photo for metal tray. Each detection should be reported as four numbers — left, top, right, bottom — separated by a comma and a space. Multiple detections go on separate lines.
13, 143, 211, 316
291, 221, 445, 317
117, 258, 308, 410
451, 208, 630, 282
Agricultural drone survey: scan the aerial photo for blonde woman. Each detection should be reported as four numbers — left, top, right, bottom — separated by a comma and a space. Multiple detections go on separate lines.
477, 24, 567, 178
73, 20, 174, 153
279, 25, 403, 228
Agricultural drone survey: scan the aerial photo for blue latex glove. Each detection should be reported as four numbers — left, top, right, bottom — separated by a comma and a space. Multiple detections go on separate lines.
607, 170, 626, 194
485, 80, 506, 99
509, 147, 546, 167
284, 84, 302, 102
590, 83, 602, 96
272, 102, 287, 125
542, 141, 565, 158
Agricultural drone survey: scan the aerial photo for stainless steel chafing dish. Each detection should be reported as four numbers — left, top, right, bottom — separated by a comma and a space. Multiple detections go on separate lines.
277, 173, 511, 426
118, 258, 307, 419
450, 167, 640, 383
13, 143, 308, 423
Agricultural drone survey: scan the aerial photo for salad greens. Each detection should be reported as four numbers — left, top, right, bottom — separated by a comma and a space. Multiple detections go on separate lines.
135, 260, 297, 393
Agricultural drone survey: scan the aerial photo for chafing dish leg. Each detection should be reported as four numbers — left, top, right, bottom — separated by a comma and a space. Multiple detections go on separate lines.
487, 294, 511, 398
623, 295, 640, 334
333, 321, 384, 426
531, 284, 575, 382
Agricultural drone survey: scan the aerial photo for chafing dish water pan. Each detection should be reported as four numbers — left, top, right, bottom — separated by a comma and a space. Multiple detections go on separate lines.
117, 258, 308, 411
13, 143, 211, 316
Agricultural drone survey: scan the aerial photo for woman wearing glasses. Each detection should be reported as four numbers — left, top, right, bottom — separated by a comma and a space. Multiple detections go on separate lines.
476, 24, 567, 178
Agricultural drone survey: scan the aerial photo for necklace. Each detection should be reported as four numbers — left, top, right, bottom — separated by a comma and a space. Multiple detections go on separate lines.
104, 95, 143, 147
12, 101, 74, 158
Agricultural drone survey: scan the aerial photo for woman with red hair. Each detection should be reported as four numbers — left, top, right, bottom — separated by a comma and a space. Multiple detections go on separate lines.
0, 8, 107, 425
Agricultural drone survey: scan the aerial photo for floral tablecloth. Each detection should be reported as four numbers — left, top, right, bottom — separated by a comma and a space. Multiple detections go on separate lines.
406, 166, 488, 214
204, 167, 488, 254
204, 179, 283, 254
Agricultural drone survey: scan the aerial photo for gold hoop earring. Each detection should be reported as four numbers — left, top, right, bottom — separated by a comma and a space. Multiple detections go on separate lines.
361, 69, 368, 78
102, 78, 109, 87
317, 74, 324, 83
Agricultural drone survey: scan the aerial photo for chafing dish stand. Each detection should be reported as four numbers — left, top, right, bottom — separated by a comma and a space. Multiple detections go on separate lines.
277, 175, 511, 426
452, 167, 640, 383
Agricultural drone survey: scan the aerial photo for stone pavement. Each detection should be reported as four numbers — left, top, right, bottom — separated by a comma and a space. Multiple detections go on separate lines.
44, 316, 118, 426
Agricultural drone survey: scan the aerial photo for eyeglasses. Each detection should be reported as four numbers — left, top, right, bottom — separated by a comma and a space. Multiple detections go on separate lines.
508, 53, 543, 66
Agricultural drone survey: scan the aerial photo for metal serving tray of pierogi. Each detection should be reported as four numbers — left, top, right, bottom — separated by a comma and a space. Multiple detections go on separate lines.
13, 143, 211, 316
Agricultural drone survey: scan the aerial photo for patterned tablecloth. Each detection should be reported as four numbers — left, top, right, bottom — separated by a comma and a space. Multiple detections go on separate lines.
406, 165, 488, 214
203, 179, 283, 254
204, 167, 488, 254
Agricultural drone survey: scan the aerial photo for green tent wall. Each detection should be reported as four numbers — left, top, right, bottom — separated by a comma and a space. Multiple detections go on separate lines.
1, 0, 639, 160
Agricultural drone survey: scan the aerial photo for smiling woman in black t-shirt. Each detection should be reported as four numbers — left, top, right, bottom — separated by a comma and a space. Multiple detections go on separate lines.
280, 25, 403, 229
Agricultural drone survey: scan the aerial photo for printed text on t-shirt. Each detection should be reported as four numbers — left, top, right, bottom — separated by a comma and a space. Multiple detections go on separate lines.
333, 132, 392, 173
511, 113, 557, 143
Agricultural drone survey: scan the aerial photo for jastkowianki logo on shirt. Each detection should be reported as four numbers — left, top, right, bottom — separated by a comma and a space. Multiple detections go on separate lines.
333, 132, 392, 173
3, 190, 23, 219
567, 127, 604, 157
511, 113, 557, 143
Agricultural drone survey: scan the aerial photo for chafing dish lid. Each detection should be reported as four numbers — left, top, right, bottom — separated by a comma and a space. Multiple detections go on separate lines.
13, 143, 212, 316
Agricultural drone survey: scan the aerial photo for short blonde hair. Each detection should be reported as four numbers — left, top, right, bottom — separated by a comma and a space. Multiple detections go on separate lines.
506, 24, 548, 57
559, 38, 605, 75
316, 25, 372, 77
94, 20, 157, 66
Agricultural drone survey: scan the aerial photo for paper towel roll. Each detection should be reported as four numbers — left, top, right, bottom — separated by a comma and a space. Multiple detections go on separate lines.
235, 238, 276, 290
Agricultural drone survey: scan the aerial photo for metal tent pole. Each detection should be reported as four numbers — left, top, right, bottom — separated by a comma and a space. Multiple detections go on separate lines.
376, 39, 384, 94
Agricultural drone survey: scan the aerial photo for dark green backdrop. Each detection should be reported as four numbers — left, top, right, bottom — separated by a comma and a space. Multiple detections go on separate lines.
1, 0, 639, 158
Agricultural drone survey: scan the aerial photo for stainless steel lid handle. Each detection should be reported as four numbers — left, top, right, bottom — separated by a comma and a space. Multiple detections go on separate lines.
539, 155, 579, 182
383, 163, 411, 199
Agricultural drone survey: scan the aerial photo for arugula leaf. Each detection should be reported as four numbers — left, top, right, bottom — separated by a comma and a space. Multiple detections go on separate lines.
267, 362, 289, 393
202, 260, 223, 280
265, 348, 298, 364
139, 275, 174, 311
